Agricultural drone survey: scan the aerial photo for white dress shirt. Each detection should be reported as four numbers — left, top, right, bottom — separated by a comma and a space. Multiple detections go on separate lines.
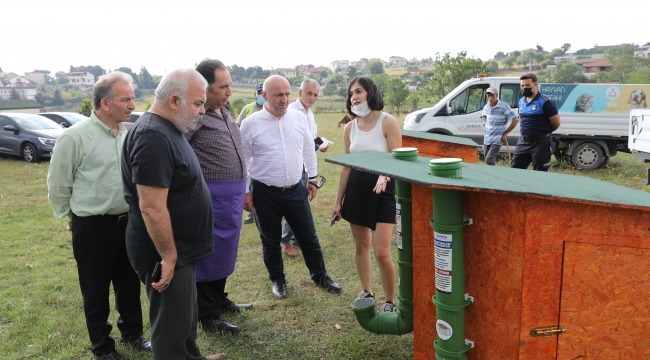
288, 99, 317, 139
241, 107, 317, 191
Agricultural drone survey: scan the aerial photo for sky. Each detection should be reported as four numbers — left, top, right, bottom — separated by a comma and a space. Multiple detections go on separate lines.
3, 0, 647, 77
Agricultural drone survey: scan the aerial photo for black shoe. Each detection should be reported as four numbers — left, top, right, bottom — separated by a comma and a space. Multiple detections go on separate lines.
95, 351, 125, 360
243, 212, 255, 224
119, 335, 151, 352
313, 275, 342, 293
201, 317, 240, 335
272, 280, 287, 299
219, 303, 254, 313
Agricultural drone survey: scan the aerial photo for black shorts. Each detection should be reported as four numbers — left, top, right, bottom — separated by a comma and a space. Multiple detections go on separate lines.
341, 169, 396, 230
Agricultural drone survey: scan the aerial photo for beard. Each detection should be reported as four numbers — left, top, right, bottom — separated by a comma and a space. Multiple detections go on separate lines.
171, 102, 202, 133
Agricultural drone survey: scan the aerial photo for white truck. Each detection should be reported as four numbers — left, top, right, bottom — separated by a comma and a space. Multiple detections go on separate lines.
403, 76, 650, 169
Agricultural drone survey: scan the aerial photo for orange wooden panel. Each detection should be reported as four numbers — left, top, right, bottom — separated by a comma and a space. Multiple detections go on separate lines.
412, 184, 436, 360
463, 192, 526, 360
558, 242, 650, 359
402, 136, 478, 164
519, 199, 650, 359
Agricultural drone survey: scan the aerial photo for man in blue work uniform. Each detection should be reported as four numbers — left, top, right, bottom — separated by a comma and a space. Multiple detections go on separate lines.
511, 73, 561, 172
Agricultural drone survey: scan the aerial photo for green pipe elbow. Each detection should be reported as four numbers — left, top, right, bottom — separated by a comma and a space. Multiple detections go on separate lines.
352, 299, 414, 335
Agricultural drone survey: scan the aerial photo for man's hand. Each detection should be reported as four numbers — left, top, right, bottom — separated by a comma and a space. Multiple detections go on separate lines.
152, 259, 176, 293
501, 132, 509, 143
66, 221, 72, 231
307, 182, 318, 201
244, 193, 254, 212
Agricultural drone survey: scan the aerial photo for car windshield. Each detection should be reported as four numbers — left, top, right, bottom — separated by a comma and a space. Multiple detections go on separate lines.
12, 115, 61, 130
61, 113, 88, 124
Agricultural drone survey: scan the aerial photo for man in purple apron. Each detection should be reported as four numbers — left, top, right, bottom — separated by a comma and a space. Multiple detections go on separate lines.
185, 59, 252, 335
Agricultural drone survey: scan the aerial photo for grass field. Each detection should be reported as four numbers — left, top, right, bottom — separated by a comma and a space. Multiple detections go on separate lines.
2, 108, 650, 359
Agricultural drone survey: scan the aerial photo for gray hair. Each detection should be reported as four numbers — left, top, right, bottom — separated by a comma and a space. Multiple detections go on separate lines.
154, 68, 208, 105
92, 71, 133, 110
300, 79, 320, 91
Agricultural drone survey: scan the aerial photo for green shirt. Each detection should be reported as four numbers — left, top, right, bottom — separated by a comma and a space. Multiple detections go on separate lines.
47, 112, 128, 220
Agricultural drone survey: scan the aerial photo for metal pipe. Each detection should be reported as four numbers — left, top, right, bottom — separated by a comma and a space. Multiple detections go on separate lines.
429, 158, 473, 359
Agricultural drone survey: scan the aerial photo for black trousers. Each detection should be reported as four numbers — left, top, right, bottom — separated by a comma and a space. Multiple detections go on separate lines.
252, 179, 327, 283
511, 136, 554, 172
71, 214, 143, 356
139, 263, 203, 360
196, 277, 233, 321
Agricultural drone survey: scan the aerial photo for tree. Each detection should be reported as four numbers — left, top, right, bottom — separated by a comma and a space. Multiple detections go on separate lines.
371, 73, 390, 96
80, 99, 93, 117
53, 89, 64, 106
625, 69, 650, 84
605, 44, 636, 63
324, 83, 337, 98
422, 51, 490, 102
552, 61, 585, 83
337, 86, 348, 99
493, 51, 506, 59
368, 60, 384, 75
9, 89, 21, 100
517, 50, 537, 69
602, 56, 650, 82
406, 92, 421, 112
561, 43, 571, 53
320, 69, 328, 79
326, 74, 346, 85
138, 66, 158, 89
502, 56, 516, 69
385, 78, 410, 115
536, 44, 544, 52
347, 66, 358, 79
116, 67, 137, 79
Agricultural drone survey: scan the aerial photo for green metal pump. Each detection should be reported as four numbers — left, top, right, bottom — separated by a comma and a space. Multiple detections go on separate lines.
351, 148, 417, 335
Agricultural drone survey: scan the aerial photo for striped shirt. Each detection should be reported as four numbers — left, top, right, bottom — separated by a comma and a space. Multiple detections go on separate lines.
482, 99, 517, 145
184, 104, 247, 181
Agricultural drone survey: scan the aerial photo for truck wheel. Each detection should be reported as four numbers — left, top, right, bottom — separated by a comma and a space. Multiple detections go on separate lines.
571, 142, 603, 170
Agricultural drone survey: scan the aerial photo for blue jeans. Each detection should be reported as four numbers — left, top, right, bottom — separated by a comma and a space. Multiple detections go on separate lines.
252, 179, 327, 283
281, 170, 309, 245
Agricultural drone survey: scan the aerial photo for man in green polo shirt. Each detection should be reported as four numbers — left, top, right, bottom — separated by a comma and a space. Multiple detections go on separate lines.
47, 71, 150, 360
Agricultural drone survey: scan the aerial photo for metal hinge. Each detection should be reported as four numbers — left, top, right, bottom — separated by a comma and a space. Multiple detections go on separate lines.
530, 325, 566, 337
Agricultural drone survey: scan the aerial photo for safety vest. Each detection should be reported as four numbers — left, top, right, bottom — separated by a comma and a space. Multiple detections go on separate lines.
244, 102, 257, 118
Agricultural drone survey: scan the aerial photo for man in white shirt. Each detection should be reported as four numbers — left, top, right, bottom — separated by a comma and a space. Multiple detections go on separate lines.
281, 79, 328, 256
240, 75, 342, 299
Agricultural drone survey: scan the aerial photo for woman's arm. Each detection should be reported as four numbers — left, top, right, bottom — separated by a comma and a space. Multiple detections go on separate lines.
373, 113, 403, 194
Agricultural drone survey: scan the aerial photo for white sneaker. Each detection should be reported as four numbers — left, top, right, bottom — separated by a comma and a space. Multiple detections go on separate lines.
381, 302, 397, 312
356, 290, 375, 301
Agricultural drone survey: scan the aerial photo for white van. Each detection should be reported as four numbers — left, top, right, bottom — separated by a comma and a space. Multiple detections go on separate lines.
404, 76, 648, 170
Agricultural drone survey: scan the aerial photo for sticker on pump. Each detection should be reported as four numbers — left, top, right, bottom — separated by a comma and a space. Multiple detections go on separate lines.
434, 231, 452, 294
436, 319, 453, 341
396, 204, 402, 250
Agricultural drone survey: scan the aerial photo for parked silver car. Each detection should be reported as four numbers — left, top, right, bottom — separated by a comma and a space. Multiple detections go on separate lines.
38, 112, 88, 128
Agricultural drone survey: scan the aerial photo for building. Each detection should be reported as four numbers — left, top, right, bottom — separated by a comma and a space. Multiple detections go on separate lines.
0, 74, 37, 100
635, 45, 650, 58
24, 71, 48, 85
270, 68, 297, 79
302, 66, 328, 80
389, 56, 408, 67
56, 71, 95, 90
329, 60, 349, 72
582, 60, 613, 73
410, 69, 428, 77
0, 100, 44, 114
